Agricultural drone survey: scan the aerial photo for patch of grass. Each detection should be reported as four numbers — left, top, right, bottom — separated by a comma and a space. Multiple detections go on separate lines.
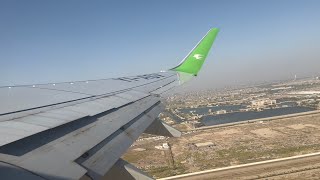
215, 144, 320, 165
146, 164, 188, 178
268, 144, 320, 157
122, 151, 146, 163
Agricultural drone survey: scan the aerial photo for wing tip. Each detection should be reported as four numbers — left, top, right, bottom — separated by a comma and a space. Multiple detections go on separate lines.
170, 28, 219, 75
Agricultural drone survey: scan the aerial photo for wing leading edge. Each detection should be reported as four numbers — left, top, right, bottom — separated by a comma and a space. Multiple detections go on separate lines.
0, 28, 219, 180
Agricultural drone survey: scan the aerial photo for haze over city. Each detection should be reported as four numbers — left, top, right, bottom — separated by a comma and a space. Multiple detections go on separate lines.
1, 0, 320, 90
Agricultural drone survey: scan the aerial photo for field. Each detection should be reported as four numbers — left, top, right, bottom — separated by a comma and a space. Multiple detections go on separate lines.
123, 112, 320, 179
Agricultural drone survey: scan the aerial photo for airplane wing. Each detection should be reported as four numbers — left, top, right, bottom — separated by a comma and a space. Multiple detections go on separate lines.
0, 28, 219, 180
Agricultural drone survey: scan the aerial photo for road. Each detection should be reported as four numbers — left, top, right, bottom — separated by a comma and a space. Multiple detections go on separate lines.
159, 152, 320, 180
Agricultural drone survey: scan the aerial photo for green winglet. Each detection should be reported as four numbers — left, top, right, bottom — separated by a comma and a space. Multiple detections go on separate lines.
171, 28, 219, 76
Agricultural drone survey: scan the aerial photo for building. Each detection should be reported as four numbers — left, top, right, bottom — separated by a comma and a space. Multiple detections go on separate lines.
133, 148, 146, 152
194, 142, 215, 148
162, 143, 169, 149
251, 99, 276, 108
216, 110, 227, 114
155, 142, 170, 150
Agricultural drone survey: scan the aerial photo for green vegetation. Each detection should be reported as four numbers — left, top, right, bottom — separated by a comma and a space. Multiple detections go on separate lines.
215, 144, 320, 165
122, 151, 146, 163
145, 164, 188, 179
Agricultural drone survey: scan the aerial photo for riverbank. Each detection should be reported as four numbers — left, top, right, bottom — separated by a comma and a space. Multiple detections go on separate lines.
201, 107, 315, 126
195, 110, 320, 131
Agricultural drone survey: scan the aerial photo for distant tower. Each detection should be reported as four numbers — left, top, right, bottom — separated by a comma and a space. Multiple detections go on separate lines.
294, 74, 297, 81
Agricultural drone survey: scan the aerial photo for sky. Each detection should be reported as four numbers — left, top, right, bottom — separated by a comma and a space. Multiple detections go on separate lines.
1, 0, 320, 90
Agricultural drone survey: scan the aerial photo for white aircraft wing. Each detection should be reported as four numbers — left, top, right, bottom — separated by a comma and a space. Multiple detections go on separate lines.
0, 28, 219, 180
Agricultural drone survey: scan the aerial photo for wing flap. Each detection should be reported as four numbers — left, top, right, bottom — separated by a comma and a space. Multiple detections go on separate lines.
17, 115, 70, 128
0, 89, 151, 146
0, 121, 49, 145
78, 100, 164, 179
0, 96, 161, 180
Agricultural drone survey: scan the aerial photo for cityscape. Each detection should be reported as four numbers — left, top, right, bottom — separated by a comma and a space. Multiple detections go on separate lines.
123, 76, 320, 179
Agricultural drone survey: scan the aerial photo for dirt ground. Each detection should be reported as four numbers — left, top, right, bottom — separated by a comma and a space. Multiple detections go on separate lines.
122, 112, 320, 179
273, 168, 320, 180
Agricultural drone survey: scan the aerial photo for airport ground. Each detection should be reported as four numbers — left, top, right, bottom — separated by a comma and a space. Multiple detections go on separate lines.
123, 111, 320, 179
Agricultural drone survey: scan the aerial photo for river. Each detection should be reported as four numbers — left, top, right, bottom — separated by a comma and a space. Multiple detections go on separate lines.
201, 106, 315, 126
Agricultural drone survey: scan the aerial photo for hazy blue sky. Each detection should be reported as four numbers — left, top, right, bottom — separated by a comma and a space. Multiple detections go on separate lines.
1, 0, 320, 90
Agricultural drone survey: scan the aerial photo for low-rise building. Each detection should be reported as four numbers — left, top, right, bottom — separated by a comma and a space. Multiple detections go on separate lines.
251, 99, 276, 108
194, 142, 215, 148
216, 110, 227, 114
155, 142, 170, 150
